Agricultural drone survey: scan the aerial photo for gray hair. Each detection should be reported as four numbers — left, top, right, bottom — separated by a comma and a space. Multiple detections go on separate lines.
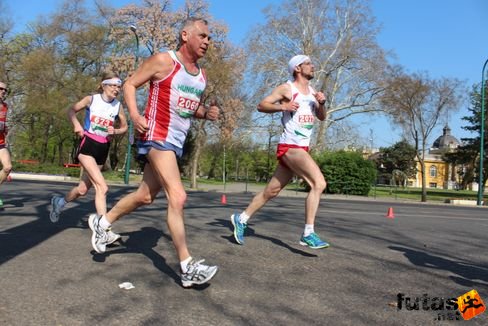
177, 17, 208, 48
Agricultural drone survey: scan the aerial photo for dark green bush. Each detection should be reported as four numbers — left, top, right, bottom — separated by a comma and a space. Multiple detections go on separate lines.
313, 151, 377, 196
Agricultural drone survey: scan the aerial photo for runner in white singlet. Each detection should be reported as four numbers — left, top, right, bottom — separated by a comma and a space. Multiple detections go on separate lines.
90, 18, 220, 288
231, 55, 331, 250
279, 80, 318, 147
48, 72, 127, 241
141, 50, 206, 149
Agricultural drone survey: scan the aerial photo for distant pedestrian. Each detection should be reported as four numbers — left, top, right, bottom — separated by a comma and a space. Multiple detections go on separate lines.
0, 81, 12, 207
49, 71, 127, 249
231, 55, 330, 249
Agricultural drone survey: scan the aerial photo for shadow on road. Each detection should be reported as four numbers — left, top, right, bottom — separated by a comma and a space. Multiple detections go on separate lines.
211, 218, 318, 257
0, 185, 130, 265
389, 245, 488, 288
91, 227, 180, 284
90, 227, 212, 290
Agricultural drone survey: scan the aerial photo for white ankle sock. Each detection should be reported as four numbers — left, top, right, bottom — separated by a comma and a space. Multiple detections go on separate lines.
304, 224, 314, 237
239, 212, 250, 224
180, 256, 193, 273
99, 215, 111, 230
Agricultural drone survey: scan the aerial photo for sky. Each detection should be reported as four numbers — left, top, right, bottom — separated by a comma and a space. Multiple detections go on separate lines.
4, 0, 488, 148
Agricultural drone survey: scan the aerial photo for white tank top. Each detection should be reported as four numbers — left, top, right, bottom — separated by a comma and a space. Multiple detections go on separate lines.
278, 81, 318, 147
83, 94, 120, 143
141, 50, 207, 148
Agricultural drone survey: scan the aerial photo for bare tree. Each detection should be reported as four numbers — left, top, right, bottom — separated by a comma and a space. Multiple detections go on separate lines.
0, 0, 15, 81
4, 0, 112, 164
324, 120, 368, 150
380, 68, 465, 201
107, 0, 217, 74
245, 0, 389, 151
0, 0, 12, 39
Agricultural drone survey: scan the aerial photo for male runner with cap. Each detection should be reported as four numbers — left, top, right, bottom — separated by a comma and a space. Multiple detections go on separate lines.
230, 55, 330, 249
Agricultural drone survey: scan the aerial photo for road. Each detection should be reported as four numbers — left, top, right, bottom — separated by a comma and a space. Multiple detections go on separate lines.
1, 180, 487, 325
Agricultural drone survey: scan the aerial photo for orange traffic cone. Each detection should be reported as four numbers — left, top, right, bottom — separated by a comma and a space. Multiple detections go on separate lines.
386, 207, 395, 219
221, 194, 227, 204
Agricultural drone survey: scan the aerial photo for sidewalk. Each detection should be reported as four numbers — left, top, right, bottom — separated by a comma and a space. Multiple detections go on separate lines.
10, 172, 75, 182
185, 180, 422, 203
9, 172, 484, 206
10, 172, 367, 200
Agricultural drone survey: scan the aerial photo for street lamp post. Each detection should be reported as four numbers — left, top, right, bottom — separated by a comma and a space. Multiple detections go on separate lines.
223, 143, 226, 193
477, 59, 488, 205
124, 25, 139, 184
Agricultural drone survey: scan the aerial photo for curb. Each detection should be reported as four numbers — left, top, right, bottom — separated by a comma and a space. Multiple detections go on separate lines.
7, 173, 486, 208
10, 172, 75, 182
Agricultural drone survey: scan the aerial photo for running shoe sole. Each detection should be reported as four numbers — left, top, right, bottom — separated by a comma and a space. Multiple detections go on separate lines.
88, 214, 104, 253
299, 240, 330, 249
49, 197, 59, 223
230, 214, 244, 245
181, 266, 219, 288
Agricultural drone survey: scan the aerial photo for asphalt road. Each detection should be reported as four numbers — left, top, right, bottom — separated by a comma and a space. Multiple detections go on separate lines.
1, 180, 487, 325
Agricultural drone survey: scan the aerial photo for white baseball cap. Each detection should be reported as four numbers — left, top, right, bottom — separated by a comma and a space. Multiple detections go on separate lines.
288, 55, 311, 76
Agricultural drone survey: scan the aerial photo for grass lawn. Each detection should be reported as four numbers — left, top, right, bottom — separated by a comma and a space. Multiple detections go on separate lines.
369, 185, 487, 203
16, 161, 485, 205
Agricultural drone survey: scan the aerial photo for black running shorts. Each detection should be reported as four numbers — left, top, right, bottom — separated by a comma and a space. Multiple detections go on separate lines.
76, 136, 110, 165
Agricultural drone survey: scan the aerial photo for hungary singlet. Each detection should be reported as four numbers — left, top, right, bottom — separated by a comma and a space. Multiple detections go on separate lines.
140, 50, 207, 148
278, 81, 318, 147
83, 94, 120, 143
0, 102, 8, 147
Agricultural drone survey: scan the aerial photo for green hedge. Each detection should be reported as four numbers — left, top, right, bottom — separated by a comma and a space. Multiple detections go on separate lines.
314, 151, 377, 196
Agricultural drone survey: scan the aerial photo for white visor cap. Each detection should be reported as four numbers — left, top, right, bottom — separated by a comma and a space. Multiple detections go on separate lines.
288, 55, 311, 76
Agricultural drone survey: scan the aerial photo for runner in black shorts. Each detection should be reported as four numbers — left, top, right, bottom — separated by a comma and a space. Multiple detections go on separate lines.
48, 72, 128, 248
76, 136, 110, 165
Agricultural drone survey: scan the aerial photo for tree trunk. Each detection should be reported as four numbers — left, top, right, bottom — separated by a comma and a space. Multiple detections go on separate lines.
208, 154, 218, 179
41, 134, 49, 163
189, 144, 201, 189
314, 120, 327, 151
189, 121, 207, 189
107, 156, 113, 171
57, 141, 64, 165
420, 161, 427, 202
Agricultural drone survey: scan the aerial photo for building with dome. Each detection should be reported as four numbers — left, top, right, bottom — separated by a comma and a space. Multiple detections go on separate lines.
432, 125, 461, 151
408, 125, 462, 189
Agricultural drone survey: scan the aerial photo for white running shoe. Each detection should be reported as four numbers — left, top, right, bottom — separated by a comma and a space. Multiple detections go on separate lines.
106, 229, 121, 245
49, 195, 63, 223
181, 259, 218, 288
88, 214, 110, 253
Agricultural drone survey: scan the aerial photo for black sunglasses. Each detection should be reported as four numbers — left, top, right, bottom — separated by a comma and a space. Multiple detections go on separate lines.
0, 87, 7, 91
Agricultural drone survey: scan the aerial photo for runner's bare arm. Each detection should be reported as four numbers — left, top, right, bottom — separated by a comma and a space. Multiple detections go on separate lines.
114, 104, 128, 135
68, 95, 92, 137
195, 96, 219, 121
314, 91, 327, 121
123, 53, 174, 133
258, 83, 298, 113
